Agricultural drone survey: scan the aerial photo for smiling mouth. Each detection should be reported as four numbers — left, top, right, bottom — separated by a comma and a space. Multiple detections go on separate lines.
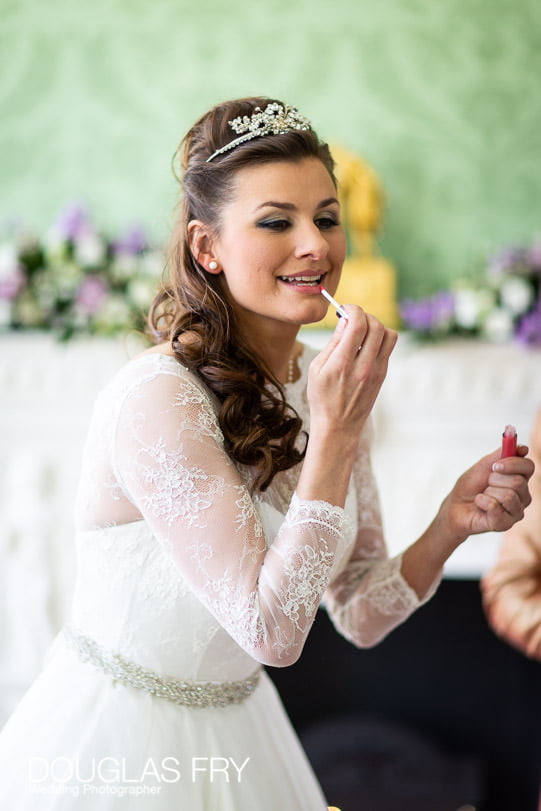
277, 273, 325, 286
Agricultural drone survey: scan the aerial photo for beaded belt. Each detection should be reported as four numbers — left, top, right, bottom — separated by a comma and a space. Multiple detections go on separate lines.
62, 626, 261, 708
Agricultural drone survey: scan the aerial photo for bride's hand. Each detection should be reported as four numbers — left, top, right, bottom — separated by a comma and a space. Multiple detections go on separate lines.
438, 447, 534, 543
306, 305, 397, 441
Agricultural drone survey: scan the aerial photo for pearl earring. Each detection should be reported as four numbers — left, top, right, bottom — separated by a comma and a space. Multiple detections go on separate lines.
208, 261, 218, 271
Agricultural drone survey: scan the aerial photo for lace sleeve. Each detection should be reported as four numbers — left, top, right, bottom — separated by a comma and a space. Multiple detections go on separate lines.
111, 361, 348, 666
323, 423, 441, 648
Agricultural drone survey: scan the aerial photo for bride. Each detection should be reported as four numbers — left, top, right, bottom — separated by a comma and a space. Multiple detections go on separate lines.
0, 96, 533, 809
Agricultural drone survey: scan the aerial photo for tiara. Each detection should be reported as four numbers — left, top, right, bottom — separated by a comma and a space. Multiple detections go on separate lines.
206, 102, 312, 163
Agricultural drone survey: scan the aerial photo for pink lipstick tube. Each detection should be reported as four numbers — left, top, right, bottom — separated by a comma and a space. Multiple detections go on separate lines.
501, 424, 518, 458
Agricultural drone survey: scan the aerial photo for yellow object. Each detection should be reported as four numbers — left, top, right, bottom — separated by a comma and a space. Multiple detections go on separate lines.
313, 143, 398, 329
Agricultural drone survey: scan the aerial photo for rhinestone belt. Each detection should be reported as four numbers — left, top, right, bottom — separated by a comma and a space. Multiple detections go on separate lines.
62, 626, 261, 708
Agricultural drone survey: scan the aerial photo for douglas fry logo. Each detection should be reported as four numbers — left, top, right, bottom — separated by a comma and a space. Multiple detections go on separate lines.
28, 755, 250, 795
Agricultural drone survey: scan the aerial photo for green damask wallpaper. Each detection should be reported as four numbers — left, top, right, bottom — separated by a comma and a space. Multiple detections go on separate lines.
1, 0, 540, 296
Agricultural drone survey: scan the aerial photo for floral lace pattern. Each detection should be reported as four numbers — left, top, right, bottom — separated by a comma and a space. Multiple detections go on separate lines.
137, 438, 227, 529
73, 347, 438, 667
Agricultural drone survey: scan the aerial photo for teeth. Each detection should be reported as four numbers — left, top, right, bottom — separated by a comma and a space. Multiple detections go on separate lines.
279, 275, 322, 283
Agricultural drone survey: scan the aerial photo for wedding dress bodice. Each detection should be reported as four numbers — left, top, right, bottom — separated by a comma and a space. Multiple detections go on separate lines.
68, 345, 427, 684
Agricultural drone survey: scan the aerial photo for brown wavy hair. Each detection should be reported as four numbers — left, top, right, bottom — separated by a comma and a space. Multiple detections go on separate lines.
147, 96, 337, 491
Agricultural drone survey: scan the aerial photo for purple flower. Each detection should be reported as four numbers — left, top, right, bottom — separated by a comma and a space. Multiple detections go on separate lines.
0, 267, 25, 300
0, 244, 26, 300
400, 291, 454, 333
76, 275, 108, 315
431, 291, 455, 326
54, 203, 91, 241
487, 246, 528, 278
400, 299, 433, 331
515, 302, 541, 347
112, 225, 147, 255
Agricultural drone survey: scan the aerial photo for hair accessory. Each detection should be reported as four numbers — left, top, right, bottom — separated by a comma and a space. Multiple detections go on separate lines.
208, 260, 218, 270
206, 102, 312, 163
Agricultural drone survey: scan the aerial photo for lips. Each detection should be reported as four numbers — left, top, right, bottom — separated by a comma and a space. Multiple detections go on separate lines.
277, 272, 325, 286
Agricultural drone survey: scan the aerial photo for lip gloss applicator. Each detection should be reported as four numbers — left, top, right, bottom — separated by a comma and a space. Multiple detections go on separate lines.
501, 424, 518, 458
319, 286, 349, 320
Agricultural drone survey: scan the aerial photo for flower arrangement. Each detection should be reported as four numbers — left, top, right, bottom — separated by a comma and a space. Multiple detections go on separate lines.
0, 204, 164, 340
400, 240, 541, 346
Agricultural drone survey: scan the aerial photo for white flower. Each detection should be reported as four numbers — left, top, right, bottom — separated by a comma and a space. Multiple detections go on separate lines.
482, 306, 514, 343
139, 250, 164, 277
50, 261, 83, 296
0, 243, 19, 279
128, 277, 155, 308
499, 276, 534, 315
95, 294, 131, 328
111, 252, 138, 281
453, 287, 494, 329
43, 225, 68, 253
74, 233, 106, 267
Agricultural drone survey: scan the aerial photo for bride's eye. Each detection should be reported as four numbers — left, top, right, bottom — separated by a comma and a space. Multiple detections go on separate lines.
257, 219, 290, 232
315, 214, 339, 230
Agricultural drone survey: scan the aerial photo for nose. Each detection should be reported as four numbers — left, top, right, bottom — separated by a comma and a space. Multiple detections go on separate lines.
293, 221, 330, 262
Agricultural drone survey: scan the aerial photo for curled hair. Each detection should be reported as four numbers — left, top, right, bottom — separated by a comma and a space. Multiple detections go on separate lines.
148, 96, 336, 491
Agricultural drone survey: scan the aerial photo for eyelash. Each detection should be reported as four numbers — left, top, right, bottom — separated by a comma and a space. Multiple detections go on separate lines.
316, 215, 339, 230
257, 215, 339, 232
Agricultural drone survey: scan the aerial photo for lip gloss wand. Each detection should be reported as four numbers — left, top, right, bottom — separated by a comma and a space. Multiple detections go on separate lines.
501, 424, 518, 458
319, 286, 349, 320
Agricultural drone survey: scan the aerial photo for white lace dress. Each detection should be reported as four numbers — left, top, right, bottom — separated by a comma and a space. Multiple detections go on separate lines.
0, 344, 438, 809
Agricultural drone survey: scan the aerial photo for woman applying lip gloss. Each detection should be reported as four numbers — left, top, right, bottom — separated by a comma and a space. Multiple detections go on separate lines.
0, 97, 533, 811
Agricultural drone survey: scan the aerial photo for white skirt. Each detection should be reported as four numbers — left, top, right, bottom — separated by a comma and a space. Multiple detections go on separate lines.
0, 639, 328, 810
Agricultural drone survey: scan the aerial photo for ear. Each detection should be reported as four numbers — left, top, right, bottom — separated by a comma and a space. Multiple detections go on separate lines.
187, 220, 221, 274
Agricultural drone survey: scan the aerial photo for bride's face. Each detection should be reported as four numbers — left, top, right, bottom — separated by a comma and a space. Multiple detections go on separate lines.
207, 156, 346, 334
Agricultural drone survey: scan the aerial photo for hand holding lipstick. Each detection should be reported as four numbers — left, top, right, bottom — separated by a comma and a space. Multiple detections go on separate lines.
430, 436, 533, 549
319, 286, 349, 320
298, 302, 397, 508
307, 302, 397, 436
400, 431, 534, 601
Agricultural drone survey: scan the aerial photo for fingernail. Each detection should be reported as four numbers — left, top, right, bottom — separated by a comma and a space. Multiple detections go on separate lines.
492, 462, 504, 472
335, 316, 347, 333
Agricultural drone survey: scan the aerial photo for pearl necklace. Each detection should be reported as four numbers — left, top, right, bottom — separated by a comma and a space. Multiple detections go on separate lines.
286, 355, 297, 384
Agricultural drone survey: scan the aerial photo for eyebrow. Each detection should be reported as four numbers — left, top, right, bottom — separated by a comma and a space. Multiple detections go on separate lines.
255, 197, 339, 212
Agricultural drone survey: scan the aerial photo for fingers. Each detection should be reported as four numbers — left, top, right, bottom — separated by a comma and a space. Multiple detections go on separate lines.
378, 324, 399, 362
461, 448, 534, 499
340, 305, 396, 362
330, 304, 369, 360
474, 460, 533, 529
319, 304, 397, 371
491, 452, 534, 477
470, 450, 533, 519
314, 304, 398, 380
482, 455, 535, 520
487, 471, 532, 501
475, 487, 526, 519
309, 306, 397, 433
315, 306, 366, 368
473, 494, 522, 531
